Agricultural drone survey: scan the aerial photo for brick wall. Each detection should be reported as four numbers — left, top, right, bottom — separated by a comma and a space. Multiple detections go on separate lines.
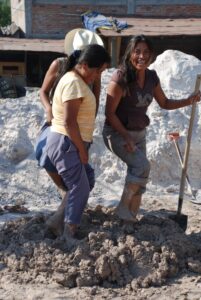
31, 4, 127, 38
136, 4, 201, 17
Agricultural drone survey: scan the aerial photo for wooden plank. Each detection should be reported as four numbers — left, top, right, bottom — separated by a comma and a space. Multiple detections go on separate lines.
99, 17, 201, 37
0, 37, 64, 53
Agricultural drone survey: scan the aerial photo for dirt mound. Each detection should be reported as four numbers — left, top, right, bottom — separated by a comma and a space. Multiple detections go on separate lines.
0, 206, 201, 291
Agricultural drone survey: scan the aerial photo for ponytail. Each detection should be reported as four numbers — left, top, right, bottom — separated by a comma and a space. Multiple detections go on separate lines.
50, 45, 110, 100
50, 50, 83, 100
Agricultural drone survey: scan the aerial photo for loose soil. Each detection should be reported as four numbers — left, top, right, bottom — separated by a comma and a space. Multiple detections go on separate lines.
1, 195, 201, 300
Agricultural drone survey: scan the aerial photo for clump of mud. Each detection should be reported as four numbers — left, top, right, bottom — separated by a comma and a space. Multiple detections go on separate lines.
0, 206, 201, 290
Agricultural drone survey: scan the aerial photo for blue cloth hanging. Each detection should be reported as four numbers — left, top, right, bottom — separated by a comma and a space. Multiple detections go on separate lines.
82, 11, 128, 33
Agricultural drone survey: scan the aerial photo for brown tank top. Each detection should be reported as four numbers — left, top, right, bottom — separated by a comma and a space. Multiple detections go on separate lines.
107, 68, 159, 130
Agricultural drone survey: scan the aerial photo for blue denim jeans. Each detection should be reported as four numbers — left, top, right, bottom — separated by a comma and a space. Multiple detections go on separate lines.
35, 122, 57, 173
46, 131, 95, 225
102, 125, 150, 194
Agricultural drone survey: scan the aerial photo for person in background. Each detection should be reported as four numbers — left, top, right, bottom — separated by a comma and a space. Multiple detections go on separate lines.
102, 34, 200, 223
40, 28, 104, 124
39, 29, 104, 189
36, 29, 105, 236
44, 44, 110, 240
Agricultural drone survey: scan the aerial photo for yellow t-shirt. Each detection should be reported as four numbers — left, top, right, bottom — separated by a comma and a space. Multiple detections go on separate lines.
51, 71, 96, 142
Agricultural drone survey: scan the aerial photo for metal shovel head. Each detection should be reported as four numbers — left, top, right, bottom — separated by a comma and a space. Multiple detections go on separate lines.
169, 213, 188, 231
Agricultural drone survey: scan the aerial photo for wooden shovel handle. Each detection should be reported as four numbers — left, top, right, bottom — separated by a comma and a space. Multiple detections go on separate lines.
177, 74, 201, 215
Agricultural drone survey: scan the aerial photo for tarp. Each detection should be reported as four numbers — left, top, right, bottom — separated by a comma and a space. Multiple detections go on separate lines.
82, 11, 128, 33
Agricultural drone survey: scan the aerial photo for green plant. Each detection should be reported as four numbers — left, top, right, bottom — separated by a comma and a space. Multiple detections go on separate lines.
0, 0, 11, 26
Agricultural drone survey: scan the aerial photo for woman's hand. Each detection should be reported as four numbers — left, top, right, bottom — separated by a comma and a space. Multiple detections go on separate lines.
123, 132, 136, 153
188, 91, 201, 104
78, 148, 89, 164
46, 107, 53, 124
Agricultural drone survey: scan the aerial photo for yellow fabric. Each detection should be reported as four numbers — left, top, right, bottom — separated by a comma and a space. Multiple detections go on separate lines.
51, 71, 96, 142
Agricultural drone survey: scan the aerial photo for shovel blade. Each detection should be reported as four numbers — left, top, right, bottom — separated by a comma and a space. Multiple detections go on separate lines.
169, 213, 188, 231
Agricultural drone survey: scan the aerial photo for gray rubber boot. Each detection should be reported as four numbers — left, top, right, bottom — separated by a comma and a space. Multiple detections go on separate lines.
46, 191, 68, 236
62, 223, 81, 249
129, 193, 142, 219
115, 183, 141, 222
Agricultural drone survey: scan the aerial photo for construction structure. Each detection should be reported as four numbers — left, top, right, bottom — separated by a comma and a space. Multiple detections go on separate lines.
0, 0, 201, 86
10, 0, 201, 39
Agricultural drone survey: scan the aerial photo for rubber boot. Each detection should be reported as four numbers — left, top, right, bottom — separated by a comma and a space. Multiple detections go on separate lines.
46, 191, 68, 236
129, 193, 142, 219
62, 223, 81, 248
115, 183, 140, 222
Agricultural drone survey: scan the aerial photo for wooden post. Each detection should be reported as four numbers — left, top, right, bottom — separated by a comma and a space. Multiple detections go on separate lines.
110, 36, 122, 67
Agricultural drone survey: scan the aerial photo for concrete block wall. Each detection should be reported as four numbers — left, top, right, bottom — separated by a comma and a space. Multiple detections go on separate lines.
11, 0, 26, 34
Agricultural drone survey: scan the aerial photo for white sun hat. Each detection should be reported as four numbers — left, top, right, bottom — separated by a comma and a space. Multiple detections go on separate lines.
64, 28, 104, 55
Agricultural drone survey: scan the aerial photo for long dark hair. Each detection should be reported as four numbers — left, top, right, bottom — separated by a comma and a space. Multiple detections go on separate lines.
50, 44, 111, 100
120, 35, 154, 86
72, 44, 111, 68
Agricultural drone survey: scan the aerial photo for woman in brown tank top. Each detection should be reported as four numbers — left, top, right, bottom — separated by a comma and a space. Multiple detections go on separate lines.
103, 34, 200, 223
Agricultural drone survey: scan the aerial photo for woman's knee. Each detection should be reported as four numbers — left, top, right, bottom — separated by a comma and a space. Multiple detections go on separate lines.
59, 163, 83, 189
142, 158, 150, 178
127, 157, 150, 185
46, 171, 66, 190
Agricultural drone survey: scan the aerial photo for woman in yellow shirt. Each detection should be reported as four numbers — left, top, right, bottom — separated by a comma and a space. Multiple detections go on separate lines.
45, 44, 110, 241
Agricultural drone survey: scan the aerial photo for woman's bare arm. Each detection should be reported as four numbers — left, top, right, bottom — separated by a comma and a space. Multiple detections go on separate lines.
154, 82, 200, 109
40, 59, 59, 123
63, 99, 88, 164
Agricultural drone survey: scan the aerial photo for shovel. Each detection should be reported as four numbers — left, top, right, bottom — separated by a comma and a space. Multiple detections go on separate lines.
169, 74, 201, 231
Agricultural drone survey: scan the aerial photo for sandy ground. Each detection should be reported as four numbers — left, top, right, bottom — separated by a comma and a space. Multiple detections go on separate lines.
1, 50, 201, 299
1, 194, 201, 300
